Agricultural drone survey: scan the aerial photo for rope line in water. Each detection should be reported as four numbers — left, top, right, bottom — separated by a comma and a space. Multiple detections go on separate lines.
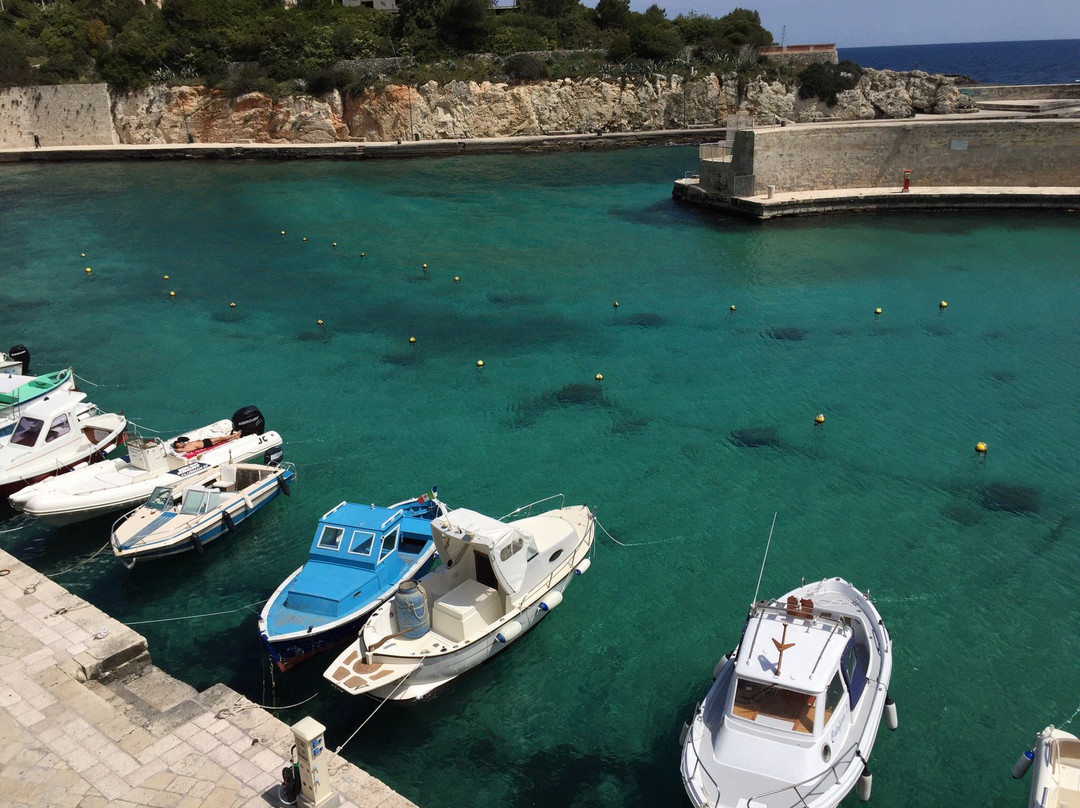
46, 540, 111, 579
125, 420, 166, 435
595, 518, 687, 547
73, 373, 98, 387
125, 599, 265, 626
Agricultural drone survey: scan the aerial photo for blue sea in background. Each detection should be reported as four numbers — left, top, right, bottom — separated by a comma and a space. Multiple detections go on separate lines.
2, 147, 1079, 808
840, 39, 1080, 85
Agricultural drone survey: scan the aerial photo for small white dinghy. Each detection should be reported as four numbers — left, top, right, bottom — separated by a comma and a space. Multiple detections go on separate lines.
680, 577, 896, 808
0, 390, 126, 498
324, 495, 594, 701
110, 461, 295, 568
1013, 726, 1080, 808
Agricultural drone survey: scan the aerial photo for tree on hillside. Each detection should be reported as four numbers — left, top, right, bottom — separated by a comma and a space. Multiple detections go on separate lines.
594, 0, 630, 31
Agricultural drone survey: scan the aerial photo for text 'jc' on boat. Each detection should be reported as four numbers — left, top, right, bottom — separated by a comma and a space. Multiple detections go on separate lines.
680, 577, 897, 808
323, 494, 594, 702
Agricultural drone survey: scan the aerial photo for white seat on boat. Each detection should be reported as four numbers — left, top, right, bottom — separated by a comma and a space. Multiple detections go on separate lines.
431, 580, 501, 642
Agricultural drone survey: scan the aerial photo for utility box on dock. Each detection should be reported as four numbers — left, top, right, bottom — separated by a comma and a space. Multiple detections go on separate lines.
291, 717, 338, 808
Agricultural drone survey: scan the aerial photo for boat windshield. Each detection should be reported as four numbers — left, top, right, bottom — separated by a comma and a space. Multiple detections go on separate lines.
10, 416, 43, 447
146, 487, 173, 511
180, 488, 216, 516
732, 678, 817, 734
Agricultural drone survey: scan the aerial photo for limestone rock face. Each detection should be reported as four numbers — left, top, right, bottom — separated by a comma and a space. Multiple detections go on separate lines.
107, 69, 976, 145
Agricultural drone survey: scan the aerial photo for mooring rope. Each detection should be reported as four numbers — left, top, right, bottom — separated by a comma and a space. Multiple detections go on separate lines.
45, 540, 112, 579
73, 373, 99, 387
125, 599, 265, 626
595, 518, 687, 548
326, 660, 424, 774
215, 691, 320, 719
125, 420, 166, 435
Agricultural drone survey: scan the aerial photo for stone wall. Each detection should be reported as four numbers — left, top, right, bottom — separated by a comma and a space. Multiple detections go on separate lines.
0, 84, 117, 149
700, 119, 1080, 196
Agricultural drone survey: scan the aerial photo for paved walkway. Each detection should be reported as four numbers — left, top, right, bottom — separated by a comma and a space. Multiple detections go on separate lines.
0, 548, 416, 808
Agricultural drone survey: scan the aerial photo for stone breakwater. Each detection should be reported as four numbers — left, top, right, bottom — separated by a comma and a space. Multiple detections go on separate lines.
1, 68, 976, 149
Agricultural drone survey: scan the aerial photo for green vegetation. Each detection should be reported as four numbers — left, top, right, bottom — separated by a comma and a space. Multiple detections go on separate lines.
0, 0, 780, 94
796, 59, 864, 106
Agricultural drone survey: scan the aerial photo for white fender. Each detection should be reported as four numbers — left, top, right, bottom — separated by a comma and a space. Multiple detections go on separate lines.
539, 590, 563, 612
496, 621, 523, 644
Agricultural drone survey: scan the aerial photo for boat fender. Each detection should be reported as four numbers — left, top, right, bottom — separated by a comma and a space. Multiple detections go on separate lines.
713, 653, 730, 681
574, 558, 591, 575
190, 533, 204, 556
277, 474, 291, 497
856, 764, 872, 802
1012, 748, 1035, 779
243, 494, 254, 510
539, 590, 563, 612
884, 695, 898, 730
678, 719, 691, 747
496, 620, 523, 643
222, 511, 236, 534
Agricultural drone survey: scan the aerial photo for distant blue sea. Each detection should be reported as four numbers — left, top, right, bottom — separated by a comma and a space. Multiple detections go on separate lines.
839, 39, 1080, 85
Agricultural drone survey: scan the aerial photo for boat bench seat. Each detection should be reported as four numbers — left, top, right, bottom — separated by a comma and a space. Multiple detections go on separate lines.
431, 579, 502, 642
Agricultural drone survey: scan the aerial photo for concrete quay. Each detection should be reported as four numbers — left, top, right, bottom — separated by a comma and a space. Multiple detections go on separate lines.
673, 178, 1080, 219
0, 547, 415, 808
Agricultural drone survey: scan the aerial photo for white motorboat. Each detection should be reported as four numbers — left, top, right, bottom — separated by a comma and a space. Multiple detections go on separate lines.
1013, 726, 1080, 808
680, 577, 896, 808
9, 406, 283, 526
0, 390, 127, 498
111, 461, 295, 568
324, 495, 595, 701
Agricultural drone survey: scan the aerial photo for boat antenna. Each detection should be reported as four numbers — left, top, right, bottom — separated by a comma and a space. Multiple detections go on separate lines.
751, 512, 778, 605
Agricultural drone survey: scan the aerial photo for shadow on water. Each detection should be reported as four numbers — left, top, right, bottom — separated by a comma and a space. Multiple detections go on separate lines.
762, 326, 806, 341
730, 426, 782, 449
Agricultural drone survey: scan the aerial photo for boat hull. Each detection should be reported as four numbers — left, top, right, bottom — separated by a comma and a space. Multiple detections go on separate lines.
0, 443, 119, 499
112, 467, 293, 567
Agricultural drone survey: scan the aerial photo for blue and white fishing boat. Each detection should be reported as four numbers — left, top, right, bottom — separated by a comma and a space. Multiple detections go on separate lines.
110, 461, 295, 568
259, 491, 444, 672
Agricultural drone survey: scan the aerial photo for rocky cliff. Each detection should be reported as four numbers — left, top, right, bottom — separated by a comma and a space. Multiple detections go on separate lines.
108, 68, 977, 145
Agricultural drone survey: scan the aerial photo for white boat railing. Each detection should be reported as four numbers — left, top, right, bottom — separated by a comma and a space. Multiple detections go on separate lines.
499, 493, 566, 521
745, 743, 863, 808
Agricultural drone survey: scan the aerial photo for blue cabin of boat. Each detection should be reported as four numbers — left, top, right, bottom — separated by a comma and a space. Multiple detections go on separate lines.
283, 502, 435, 620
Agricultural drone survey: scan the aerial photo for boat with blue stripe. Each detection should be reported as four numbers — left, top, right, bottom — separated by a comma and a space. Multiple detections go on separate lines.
258, 490, 443, 672
110, 461, 295, 568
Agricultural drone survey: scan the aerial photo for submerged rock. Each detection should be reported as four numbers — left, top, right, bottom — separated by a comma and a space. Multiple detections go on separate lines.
626, 313, 665, 328
554, 383, 605, 405
764, 327, 806, 341
731, 426, 780, 448
980, 483, 1040, 514
382, 351, 423, 366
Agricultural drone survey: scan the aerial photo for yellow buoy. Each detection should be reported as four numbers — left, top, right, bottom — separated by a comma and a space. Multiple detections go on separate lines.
333, 242, 337, 247
595, 373, 604, 382
163, 274, 170, 281
317, 319, 324, 326
422, 263, 428, 270
84, 267, 92, 274
975, 441, 987, 454
360, 252, 365, 258
454, 276, 460, 283
281, 230, 286, 236
409, 336, 416, 344
874, 307, 882, 315
476, 360, 484, 368
302, 237, 307, 242
169, 290, 175, 297
81, 253, 86, 257
730, 304, 736, 312
613, 301, 619, 309
229, 302, 236, 308
815, 413, 825, 425
939, 300, 948, 309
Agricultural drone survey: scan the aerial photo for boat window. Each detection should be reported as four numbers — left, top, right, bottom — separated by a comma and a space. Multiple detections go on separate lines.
10, 416, 43, 447
348, 530, 375, 556
318, 526, 344, 550
824, 672, 846, 724
180, 489, 214, 516
731, 678, 816, 733
500, 537, 524, 562
46, 414, 71, 442
378, 526, 399, 561
146, 487, 172, 511
841, 637, 870, 708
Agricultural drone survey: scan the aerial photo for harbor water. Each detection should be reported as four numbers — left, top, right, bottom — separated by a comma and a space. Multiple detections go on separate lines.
1, 146, 1078, 807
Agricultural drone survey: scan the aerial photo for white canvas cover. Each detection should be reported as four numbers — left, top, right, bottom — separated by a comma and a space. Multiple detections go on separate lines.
435, 508, 532, 594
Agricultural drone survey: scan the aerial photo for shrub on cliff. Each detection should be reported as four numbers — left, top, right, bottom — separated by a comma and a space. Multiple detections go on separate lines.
504, 53, 548, 82
797, 59, 864, 106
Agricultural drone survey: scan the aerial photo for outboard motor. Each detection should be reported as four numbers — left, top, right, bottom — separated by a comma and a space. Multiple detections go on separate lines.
264, 445, 284, 467
231, 405, 265, 436
7, 345, 30, 375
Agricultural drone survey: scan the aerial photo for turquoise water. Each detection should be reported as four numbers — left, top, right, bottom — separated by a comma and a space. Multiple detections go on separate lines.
2, 147, 1079, 808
